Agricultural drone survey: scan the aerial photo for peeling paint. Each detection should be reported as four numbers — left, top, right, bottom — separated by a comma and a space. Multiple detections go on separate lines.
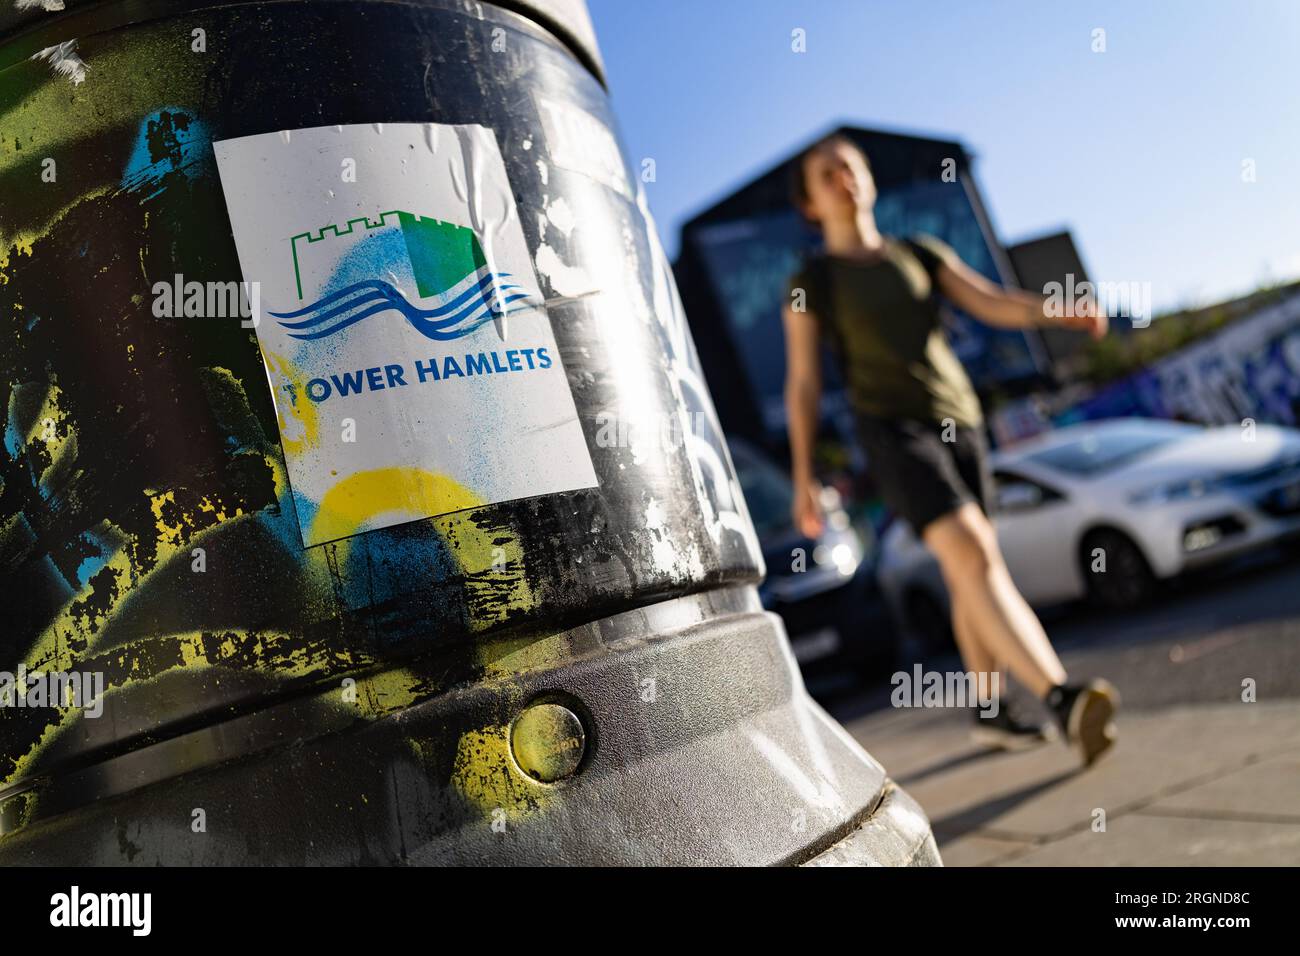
31, 40, 87, 86
534, 242, 594, 297
545, 196, 576, 237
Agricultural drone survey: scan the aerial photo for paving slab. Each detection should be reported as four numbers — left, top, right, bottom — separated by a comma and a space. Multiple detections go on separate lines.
1141, 751, 1300, 821
929, 832, 1031, 867
842, 700, 1300, 865
1003, 812, 1300, 866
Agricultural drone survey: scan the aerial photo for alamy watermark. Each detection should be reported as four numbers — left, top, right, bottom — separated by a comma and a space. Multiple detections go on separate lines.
594, 408, 709, 456
891, 665, 1001, 717
50, 886, 151, 936
152, 274, 261, 327
0, 666, 105, 718
1043, 273, 1152, 328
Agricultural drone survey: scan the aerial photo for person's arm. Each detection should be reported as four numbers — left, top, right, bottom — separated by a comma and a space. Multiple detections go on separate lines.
782, 299, 826, 538
931, 248, 1108, 340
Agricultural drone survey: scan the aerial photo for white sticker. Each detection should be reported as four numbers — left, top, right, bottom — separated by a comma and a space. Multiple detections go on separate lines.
213, 122, 598, 547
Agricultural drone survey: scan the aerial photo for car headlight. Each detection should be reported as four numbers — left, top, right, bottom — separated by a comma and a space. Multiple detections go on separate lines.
1129, 475, 1222, 507
813, 533, 861, 576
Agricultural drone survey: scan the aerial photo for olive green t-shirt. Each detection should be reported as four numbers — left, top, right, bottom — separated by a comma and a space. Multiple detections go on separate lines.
785, 234, 984, 428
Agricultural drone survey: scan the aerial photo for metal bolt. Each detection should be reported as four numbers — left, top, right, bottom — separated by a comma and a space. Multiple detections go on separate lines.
510, 702, 586, 782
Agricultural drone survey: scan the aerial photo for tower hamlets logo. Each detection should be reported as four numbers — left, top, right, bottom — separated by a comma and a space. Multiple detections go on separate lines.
270, 210, 538, 340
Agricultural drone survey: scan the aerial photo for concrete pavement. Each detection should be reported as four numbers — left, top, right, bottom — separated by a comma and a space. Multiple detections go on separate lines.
844, 698, 1300, 865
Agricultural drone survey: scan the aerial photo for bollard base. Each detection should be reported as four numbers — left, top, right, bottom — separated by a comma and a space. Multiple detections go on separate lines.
0, 587, 938, 865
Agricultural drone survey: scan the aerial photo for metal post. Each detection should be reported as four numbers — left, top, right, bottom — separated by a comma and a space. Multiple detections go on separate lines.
0, 0, 937, 865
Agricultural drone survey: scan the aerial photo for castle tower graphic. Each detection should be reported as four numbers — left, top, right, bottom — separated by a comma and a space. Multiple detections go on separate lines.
274, 210, 534, 342
288, 210, 488, 302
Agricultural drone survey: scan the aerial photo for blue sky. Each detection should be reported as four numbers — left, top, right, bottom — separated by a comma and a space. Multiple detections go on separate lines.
588, 0, 1300, 315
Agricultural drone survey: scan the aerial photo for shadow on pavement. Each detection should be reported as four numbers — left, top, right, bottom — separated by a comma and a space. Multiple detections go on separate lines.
926, 768, 1081, 844
894, 744, 1019, 788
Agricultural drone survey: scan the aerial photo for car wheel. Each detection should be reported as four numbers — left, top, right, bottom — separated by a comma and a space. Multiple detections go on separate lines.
904, 588, 953, 652
1081, 528, 1157, 609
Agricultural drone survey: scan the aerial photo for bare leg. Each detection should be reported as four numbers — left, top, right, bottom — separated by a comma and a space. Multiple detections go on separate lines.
952, 593, 1008, 714
950, 593, 996, 676
923, 502, 1067, 698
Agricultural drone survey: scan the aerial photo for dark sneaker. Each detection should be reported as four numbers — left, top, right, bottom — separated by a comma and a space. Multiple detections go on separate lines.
970, 701, 1058, 751
1045, 679, 1120, 766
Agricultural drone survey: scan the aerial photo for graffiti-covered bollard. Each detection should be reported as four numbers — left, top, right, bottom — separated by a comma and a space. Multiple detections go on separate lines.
0, 0, 939, 865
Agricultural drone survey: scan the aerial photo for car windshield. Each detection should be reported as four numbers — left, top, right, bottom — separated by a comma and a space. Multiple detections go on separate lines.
1025, 422, 1194, 477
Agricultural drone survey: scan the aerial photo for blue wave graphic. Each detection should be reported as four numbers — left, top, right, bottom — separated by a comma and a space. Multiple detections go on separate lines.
270, 271, 535, 341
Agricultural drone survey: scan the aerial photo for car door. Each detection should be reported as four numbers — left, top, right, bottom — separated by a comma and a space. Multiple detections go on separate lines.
991, 469, 1076, 605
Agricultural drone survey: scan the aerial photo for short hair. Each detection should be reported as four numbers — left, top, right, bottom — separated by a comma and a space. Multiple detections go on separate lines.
788, 133, 872, 216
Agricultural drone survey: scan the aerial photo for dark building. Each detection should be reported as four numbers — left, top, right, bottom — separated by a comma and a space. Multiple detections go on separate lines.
1005, 229, 1096, 381
672, 124, 1052, 455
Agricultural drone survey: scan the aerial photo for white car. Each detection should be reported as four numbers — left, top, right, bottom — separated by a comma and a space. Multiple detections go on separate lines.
877, 418, 1300, 645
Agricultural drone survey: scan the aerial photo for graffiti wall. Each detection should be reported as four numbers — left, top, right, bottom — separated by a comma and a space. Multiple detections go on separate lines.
1062, 289, 1300, 429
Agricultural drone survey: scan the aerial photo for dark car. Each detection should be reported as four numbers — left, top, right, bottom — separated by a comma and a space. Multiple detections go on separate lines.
729, 439, 899, 682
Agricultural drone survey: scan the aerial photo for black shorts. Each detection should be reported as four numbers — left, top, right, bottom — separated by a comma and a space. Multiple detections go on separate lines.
856, 415, 994, 536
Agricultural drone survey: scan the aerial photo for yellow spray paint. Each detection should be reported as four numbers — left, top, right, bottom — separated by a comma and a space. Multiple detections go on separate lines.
0, 190, 115, 269
450, 725, 545, 820
1, 630, 440, 792
260, 350, 320, 454
0, 27, 201, 178
308, 467, 482, 545
21, 383, 76, 491
6, 364, 541, 795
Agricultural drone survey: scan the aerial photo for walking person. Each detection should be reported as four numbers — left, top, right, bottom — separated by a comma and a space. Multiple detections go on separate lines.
782, 133, 1120, 764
